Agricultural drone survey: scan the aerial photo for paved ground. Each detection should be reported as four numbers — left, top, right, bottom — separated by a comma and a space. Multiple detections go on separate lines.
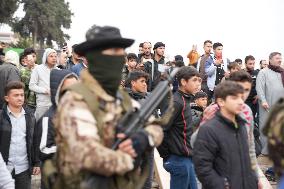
31, 153, 278, 189
31, 175, 41, 189
257, 155, 277, 189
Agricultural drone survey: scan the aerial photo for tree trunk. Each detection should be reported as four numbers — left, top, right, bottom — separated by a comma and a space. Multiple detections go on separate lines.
33, 22, 38, 48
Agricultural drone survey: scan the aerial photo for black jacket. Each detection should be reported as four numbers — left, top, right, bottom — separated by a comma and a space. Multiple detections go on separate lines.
245, 69, 259, 102
35, 69, 78, 161
127, 89, 149, 103
190, 104, 203, 129
158, 90, 194, 158
0, 105, 40, 174
144, 57, 165, 91
193, 111, 258, 189
0, 63, 20, 108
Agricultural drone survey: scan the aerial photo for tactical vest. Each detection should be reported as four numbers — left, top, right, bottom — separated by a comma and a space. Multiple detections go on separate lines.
43, 82, 150, 189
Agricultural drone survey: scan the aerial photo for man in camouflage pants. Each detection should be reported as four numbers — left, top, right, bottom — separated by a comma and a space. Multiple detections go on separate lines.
263, 98, 284, 188
53, 25, 164, 189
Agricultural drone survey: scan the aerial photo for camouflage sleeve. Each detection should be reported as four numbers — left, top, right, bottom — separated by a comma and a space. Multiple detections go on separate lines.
144, 125, 163, 147
57, 92, 134, 176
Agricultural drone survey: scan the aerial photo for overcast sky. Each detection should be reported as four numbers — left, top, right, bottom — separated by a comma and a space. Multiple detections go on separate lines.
66, 0, 284, 64
1, 0, 283, 64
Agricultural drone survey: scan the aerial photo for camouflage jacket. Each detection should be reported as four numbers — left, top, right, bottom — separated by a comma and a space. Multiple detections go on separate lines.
20, 67, 36, 107
54, 70, 163, 185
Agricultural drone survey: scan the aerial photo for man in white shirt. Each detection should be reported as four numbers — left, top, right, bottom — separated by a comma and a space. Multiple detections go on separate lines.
0, 81, 40, 189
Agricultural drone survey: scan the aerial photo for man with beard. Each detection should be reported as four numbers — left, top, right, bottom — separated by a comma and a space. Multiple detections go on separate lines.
139, 42, 153, 64
256, 52, 284, 155
244, 55, 259, 124
260, 60, 268, 69
143, 42, 165, 91
52, 25, 164, 189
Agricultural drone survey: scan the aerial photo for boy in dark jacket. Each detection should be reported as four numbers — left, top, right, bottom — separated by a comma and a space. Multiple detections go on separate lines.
126, 70, 149, 102
193, 81, 258, 189
158, 66, 201, 189
191, 91, 208, 129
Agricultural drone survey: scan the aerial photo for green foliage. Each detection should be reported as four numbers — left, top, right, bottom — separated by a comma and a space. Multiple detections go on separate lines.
0, 0, 19, 24
12, 0, 72, 48
10, 34, 33, 49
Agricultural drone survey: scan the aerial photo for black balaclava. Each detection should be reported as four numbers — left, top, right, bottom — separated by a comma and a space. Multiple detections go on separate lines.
86, 51, 125, 97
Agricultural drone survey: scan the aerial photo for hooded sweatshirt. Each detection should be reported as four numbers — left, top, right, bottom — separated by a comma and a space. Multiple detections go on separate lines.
29, 48, 57, 108
35, 69, 78, 161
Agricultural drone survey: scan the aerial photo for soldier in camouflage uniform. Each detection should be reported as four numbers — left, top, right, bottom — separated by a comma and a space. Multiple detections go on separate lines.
263, 97, 284, 187
53, 25, 164, 189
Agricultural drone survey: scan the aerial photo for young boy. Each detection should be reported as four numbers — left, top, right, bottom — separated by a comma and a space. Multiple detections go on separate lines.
193, 91, 208, 109
191, 91, 208, 129
222, 62, 241, 82
193, 81, 258, 189
126, 70, 149, 102
158, 66, 201, 189
121, 53, 138, 86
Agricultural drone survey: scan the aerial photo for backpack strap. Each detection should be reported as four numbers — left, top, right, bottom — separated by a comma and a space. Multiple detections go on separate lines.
118, 88, 133, 113
67, 83, 105, 139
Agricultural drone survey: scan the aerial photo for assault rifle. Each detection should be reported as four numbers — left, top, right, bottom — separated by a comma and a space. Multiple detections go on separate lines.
112, 68, 179, 149
80, 68, 179, 189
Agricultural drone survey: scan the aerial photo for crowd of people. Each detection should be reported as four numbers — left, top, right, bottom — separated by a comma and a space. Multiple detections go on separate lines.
0, 24, 283, 189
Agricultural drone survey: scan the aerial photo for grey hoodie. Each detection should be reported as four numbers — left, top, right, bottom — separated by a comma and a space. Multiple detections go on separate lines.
29, 48, 57, 108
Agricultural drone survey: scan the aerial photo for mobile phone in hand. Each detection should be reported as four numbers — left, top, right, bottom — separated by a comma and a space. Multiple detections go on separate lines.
215, 52, 222, 60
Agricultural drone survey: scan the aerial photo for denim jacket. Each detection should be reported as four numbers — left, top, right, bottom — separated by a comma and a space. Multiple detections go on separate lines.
205, 54, 228, 91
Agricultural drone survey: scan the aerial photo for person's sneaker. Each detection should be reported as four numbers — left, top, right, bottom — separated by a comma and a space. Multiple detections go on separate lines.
265, 167, 276, 182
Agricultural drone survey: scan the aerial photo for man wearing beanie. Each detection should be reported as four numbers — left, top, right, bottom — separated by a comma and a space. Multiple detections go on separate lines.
50, 25, 164, 189
144, 41, 165, 91
29, 48, 57, 120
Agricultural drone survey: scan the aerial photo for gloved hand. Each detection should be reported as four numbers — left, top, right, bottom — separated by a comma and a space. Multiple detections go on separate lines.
129, 131, 150, 157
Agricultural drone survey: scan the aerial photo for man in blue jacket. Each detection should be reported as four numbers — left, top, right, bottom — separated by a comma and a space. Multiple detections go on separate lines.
205, 42, 229, 100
